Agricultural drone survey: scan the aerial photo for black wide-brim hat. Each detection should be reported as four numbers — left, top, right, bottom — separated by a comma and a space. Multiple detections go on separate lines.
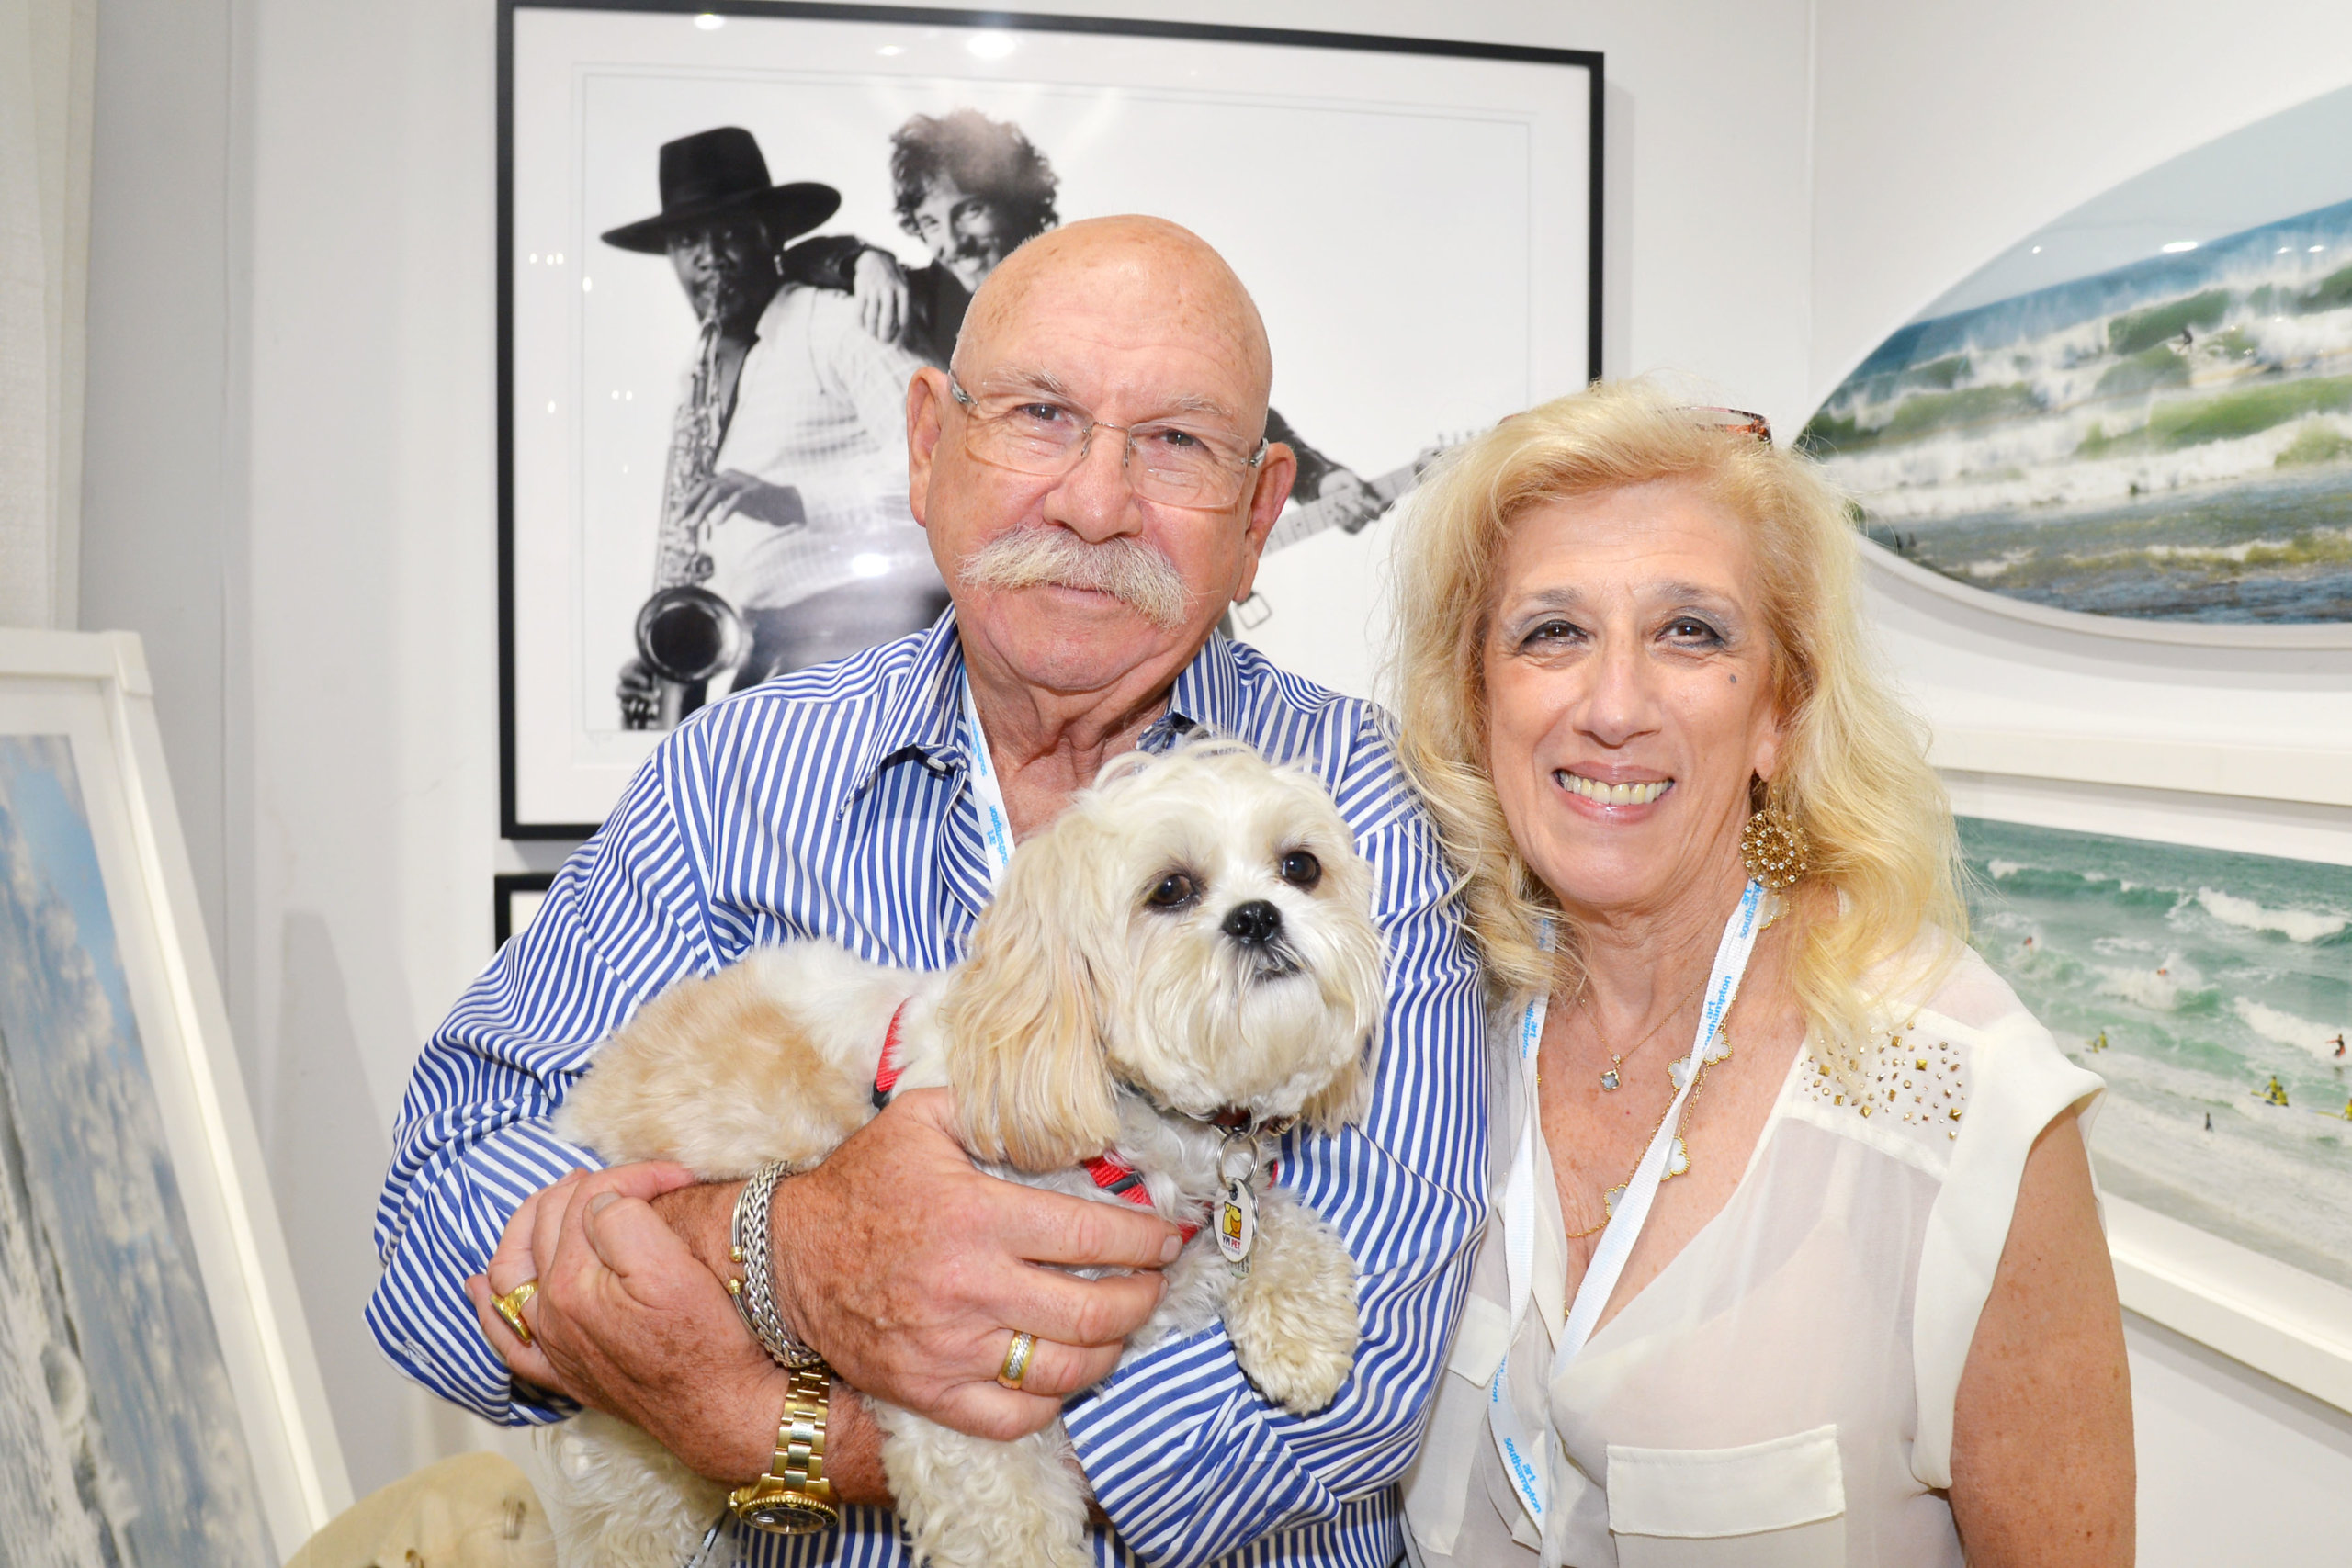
599, 126, 841, 254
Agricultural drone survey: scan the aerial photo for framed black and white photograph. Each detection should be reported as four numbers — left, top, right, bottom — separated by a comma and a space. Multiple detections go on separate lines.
500, 0, 1601, 835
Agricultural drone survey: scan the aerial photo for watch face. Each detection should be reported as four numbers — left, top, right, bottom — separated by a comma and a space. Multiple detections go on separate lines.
742, 1497, 832, 1535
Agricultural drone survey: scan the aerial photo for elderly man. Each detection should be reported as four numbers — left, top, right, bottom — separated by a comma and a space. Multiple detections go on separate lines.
369, 217, 1484, 1566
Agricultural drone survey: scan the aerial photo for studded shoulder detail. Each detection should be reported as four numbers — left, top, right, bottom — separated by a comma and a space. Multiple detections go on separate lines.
1798, 1021, 1971, 1142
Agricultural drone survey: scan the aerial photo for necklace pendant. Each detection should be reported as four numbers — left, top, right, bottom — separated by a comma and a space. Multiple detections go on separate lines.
1668, 1057, 1691, 1091
1602, 1182, 1628, 1217
1666, 1136, 1690, 1179
1600, 1067, 1621, 1091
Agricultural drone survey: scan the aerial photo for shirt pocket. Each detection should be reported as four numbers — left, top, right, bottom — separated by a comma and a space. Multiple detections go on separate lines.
1604, 1425, 1846, 1568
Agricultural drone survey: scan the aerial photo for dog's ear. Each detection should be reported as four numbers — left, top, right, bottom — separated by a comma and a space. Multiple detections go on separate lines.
940, 818, 1122, 1170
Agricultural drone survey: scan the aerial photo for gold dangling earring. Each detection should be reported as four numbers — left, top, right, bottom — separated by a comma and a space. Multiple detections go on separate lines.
1740, 775, 1811, 890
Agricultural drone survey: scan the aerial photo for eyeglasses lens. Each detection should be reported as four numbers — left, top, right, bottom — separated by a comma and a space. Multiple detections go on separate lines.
957, 387, 1255, 508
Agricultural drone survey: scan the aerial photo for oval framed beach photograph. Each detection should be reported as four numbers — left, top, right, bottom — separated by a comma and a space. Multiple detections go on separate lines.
1812, 84, 2352, 635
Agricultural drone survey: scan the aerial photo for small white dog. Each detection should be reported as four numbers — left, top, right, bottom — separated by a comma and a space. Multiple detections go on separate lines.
543, 736, 1385, 1568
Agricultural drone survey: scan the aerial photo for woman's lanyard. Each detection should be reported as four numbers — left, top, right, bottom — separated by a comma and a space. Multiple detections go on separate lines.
1485, 878, 1770, 1532
960, 672, 1016, 892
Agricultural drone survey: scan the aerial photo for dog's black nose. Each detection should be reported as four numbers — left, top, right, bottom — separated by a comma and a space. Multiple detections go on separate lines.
1222, 899, 1283, 946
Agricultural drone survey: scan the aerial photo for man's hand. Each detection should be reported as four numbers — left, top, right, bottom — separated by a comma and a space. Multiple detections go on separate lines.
760, 1089, 1183, 1442
682, 470, 807, 532
851, 247, 911, 344
1315, 468, 1385, 533
470, 1162, 792, 1484
616, 658, 659, 729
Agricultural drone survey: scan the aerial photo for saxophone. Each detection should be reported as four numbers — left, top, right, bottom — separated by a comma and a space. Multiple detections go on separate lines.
624, 323, 749, 730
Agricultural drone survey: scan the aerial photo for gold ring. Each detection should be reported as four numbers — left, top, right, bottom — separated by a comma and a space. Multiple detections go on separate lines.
492, 1280, 539, 1347
995, 1330, 1036, 1390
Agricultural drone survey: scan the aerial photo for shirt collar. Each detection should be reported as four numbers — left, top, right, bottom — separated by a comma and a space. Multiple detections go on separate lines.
846, 610, 969, 797
849, 611, 1248, 797
1148, 626, 1242, 750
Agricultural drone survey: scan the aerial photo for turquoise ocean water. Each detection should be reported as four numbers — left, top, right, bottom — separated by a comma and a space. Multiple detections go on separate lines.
1959, 816, 2352, 1286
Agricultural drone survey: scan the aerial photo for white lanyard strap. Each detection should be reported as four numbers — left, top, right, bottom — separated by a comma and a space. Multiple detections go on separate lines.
959, 671, 1015, 892
1482, 925, 1556, 1529
1484, 879, 1769, 1532
1555, 877, 1767, 1364
1499, 925, 1552, 1337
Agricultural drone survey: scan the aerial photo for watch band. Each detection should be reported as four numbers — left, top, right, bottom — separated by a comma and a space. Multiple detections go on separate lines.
729, 1160, 824, 1370
728, 1363, 841, 1535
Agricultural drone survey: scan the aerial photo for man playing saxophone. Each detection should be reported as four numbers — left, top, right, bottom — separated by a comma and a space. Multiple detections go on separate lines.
606, 127, 937, 728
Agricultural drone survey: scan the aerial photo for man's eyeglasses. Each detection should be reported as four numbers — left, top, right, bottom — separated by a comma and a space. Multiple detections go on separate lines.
948, 374, 1267, 510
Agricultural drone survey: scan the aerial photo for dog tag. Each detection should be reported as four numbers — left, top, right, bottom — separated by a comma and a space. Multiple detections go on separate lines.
1217, 1179, 1258, 1266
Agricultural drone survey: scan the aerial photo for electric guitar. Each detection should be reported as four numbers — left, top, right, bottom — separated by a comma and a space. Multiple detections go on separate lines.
1231, 437, 1457, 630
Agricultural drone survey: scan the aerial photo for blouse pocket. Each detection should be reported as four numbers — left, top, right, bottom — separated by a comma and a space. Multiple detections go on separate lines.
1604, 1425, 1846, 1568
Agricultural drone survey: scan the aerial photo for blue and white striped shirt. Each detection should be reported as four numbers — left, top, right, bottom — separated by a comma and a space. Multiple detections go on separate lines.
369, 615, 1488, 1566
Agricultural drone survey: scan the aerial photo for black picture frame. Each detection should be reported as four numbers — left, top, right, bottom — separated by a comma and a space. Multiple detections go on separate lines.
500, 0, 1603, 837
493, 870, 558, 946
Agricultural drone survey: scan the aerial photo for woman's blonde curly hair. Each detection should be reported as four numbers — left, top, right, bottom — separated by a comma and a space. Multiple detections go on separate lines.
1386, 380, 1966, 1055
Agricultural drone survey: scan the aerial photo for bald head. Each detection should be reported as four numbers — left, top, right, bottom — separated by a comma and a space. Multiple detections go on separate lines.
955, 215, 1274, 430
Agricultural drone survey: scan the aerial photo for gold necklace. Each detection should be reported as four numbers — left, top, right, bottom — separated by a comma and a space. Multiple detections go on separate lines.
1564, 1023, 1731, 1240
1585, 979, 1707, 1091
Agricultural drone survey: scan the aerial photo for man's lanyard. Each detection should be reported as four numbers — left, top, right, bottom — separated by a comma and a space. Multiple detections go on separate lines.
959, 671, 1016, 893
1485, 879, 1770, 1532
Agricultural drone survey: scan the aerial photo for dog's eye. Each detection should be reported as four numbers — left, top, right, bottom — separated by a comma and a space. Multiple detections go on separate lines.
1279, 850, 1322, 889
1145, 871, 1199, 910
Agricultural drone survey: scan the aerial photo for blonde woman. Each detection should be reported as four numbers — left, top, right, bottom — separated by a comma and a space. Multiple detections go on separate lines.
1392, 385, 2132, 1567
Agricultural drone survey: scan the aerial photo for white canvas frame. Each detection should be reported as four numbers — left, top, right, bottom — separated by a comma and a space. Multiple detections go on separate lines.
1945, 768, 2352, 1414
2108, 1195, 2352, 1415
0, 628, 352, 1555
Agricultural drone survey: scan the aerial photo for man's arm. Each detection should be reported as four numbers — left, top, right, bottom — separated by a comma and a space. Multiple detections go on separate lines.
372, 700, 1182, 1457
784, 290, 930, 527
1061, 750, 1490, 1564
367, 747, 717, 1422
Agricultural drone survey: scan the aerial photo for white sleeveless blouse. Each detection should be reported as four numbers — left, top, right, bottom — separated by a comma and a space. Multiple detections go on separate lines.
1403, 939, 2103, 1568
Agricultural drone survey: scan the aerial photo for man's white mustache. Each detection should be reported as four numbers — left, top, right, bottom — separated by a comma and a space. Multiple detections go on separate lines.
960, 526, 1193, 627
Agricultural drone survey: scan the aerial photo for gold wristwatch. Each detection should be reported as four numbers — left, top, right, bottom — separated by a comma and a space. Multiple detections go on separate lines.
728, 1363, 841, 1535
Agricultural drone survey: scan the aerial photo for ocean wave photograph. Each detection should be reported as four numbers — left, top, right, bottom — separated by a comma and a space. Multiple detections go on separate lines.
1804, 85, 2352, 623
0, 737, 276, 1567
1959, 815, 2352, 1287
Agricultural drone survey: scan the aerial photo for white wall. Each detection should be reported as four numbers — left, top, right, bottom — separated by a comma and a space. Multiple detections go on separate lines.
1811, 3, 2352, 1561
78, 0, 2352, 1540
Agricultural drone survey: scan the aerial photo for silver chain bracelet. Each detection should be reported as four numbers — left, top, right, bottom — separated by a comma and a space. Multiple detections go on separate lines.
729, 1159, 824, 1369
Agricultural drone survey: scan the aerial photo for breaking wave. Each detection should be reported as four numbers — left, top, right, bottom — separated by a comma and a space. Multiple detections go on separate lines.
2196, 887, 2349, 942
2231, 996, 2350, 1060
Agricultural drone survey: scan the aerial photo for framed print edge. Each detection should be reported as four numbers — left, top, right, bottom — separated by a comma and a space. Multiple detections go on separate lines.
1929, 728, 2352, 811
495, 0, 1603, 836
0, 627, 355, 1555
1864, 539, 2352, 653
2108, 1194, 2352, 1414
495, 870, 557, 945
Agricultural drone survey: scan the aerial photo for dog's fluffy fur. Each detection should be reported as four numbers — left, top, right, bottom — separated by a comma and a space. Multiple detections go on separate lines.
542, 737, 1385, 1568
